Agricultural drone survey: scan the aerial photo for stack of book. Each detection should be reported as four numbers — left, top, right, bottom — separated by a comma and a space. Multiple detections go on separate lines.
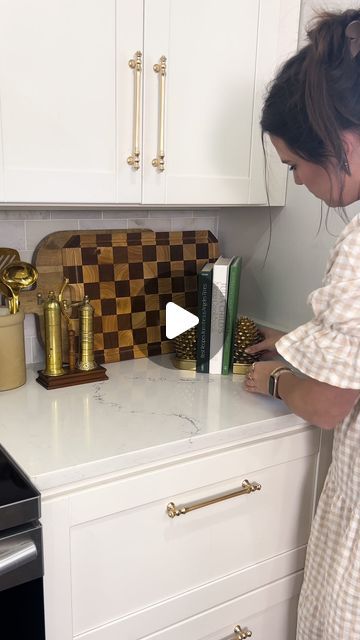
196, 256, 242, 374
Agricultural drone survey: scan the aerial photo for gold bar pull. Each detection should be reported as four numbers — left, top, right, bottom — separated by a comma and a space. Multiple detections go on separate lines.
234, 625, 252, 639
127, 51, 142, 170
166, 479, 261, 518
152, 55, 167, 172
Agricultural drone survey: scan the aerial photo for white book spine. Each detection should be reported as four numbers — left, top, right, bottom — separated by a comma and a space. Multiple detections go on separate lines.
209, 263, 230, 374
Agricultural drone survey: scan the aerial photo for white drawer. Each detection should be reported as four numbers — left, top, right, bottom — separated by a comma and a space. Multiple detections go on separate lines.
76, 570, 303, 640
142, 572, 303, 640
70, 429, 319, 636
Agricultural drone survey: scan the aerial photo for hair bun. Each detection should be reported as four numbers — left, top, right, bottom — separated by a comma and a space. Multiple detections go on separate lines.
307, 10, 360, 66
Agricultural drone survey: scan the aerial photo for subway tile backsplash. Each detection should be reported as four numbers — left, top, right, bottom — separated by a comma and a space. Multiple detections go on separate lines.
0, 208, 220, 363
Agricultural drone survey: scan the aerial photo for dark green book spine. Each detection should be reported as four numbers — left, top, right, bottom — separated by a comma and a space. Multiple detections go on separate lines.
196, 264, 214, 373
222, 257, 242, 375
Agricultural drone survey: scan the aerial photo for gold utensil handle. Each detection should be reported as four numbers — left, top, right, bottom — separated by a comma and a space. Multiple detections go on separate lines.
8, 291, 19, 315
152, 55, 167, 171
0, 249, 20, 298
166, 479, 261, 518
127, 51, 142, 170
233, 625, 252, 639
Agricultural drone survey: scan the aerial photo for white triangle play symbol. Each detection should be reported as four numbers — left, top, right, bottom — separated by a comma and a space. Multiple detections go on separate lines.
165, 302, 199, 340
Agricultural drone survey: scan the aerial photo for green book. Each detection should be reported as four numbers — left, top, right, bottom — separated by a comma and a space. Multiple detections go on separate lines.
222, 257, 242, 375
196, 263, 214, 373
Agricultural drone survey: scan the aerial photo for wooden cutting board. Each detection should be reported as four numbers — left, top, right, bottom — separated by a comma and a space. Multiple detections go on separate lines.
20, 229, 219, 364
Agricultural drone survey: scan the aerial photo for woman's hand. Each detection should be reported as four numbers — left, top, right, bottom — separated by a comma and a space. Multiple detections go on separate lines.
244, 360, 282, 396
245, 326, 286, 359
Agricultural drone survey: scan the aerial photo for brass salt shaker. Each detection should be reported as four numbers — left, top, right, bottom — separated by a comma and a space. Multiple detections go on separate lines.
77, 295, 97, 371
43, 291, 65, 376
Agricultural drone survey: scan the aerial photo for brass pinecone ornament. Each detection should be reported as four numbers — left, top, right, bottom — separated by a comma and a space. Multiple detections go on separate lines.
173, 327, 197, 370
233, 316, 264, 375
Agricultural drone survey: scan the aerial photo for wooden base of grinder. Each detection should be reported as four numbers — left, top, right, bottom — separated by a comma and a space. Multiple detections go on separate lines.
36, 364, 108, 390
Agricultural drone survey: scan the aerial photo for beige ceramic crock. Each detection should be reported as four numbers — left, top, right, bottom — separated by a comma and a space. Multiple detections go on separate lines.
0, 309, 26, 391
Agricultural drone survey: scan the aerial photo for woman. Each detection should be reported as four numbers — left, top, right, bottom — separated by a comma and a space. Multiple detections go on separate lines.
244, 9, 360, 639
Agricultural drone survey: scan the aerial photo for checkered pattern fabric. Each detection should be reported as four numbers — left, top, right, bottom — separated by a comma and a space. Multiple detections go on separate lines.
62, 230, 219, 363
276, 214, 360, 639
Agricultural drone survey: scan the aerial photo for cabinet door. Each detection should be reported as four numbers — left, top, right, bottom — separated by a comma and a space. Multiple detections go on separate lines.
143, 0, 300, 206
76, 572, 302, 640
140, 573, 302, 640
69, 430, 318, 636
0, 0, 143, 204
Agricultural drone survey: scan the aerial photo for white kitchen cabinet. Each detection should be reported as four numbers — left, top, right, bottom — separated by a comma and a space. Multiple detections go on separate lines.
42, 426, 320, 640
142, 0, 300, 206
0, 0, 300, 206
131, 572, 303, 640
78, 572, 302, 640
0, 0, 143, 204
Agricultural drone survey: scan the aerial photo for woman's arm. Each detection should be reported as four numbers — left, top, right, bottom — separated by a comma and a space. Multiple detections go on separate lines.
245, 361, 360, 429
277, 372, 360, 429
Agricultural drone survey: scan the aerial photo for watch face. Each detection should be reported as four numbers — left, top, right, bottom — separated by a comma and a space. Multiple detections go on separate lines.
268, 374, 276, 396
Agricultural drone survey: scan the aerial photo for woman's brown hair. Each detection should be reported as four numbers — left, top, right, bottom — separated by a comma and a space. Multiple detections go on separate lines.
261, 9, 360, 172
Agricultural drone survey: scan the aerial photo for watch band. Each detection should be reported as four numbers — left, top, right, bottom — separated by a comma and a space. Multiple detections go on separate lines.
268, 366, 292, 399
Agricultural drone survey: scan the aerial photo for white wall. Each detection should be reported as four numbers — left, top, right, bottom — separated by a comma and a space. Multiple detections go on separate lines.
218, 0, 359, 332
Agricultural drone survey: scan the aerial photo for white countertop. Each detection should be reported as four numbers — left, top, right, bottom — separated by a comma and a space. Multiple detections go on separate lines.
0, 355, 308, 494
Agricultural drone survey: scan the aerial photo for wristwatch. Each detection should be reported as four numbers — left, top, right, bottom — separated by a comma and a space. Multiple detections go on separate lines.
268, 366, 292, 399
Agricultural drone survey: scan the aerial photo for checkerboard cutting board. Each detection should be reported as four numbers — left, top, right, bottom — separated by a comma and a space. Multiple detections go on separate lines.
20, 229, 219, 364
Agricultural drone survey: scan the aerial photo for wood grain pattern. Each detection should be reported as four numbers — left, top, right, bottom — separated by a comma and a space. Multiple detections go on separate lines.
36, 364, 108, 390
20, 229, 219, 364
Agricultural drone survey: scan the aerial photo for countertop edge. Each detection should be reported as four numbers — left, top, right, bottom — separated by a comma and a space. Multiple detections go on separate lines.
35, 414, 311, 497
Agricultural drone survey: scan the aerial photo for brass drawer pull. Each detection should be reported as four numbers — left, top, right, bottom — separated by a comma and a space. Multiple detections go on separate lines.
166, 479, 261, 518
234, 624, 252, 639
127, 51, 142, 170
152, 55, 167, 171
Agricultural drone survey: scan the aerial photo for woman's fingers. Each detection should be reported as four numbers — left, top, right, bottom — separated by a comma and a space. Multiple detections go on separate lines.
245, 339, 272, 354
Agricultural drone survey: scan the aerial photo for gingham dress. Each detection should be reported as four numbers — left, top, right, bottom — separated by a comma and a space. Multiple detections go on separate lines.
276, 213, 360, 639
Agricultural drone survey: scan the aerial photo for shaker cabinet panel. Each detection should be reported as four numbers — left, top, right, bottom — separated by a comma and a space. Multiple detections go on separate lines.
0, 0, 143, 203
74, 571, 302, 640
41, 428, 320, 640
70, 452, 316, 635
139, 572, 302, 640
0, 0, 300, 205
143, 0, 259, 205
142, 0, 300, 206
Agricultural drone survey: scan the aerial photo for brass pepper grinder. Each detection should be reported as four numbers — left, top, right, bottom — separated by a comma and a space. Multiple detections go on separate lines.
43, 291, 65, 376
59, 277, 76, 372
62, 299, 76, 371
77, 295, 97, 371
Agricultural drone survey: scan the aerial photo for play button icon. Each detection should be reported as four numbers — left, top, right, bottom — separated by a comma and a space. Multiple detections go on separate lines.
165, 302, 199, 340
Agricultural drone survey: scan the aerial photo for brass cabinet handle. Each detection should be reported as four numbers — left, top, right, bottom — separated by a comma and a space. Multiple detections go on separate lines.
152, 55, 167, 171
233, 625, 252, 639
167, 479, 261, 518
127, 51, 142, 170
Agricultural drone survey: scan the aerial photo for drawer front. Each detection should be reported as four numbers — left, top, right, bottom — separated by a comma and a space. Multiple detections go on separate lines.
75, 571, 303, 640
142, 572, 302, 640
70, 432, 318, 635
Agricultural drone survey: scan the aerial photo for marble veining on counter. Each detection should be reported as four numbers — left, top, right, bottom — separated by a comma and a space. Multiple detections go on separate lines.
0, 354, 308, 492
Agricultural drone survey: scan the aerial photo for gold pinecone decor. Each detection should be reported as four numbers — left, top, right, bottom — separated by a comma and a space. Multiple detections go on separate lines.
233, 316, 264, 375
173, 327, 197, 371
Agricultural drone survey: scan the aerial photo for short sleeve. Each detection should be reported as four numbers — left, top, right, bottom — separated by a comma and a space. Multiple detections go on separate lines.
276, 225, 360, 389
